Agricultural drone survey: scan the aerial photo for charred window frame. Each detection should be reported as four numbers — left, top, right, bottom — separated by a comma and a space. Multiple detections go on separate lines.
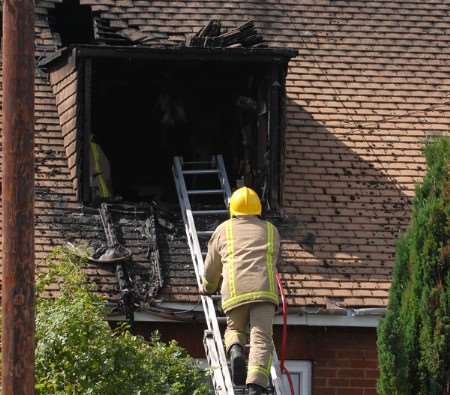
45, 46, 296, 212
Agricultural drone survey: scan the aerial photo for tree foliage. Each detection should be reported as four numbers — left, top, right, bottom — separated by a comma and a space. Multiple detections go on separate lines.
377, 137, 450, 395
35, 248, 209, 395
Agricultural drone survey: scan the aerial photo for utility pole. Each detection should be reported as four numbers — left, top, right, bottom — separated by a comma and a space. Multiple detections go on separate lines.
2, 0, 36, 394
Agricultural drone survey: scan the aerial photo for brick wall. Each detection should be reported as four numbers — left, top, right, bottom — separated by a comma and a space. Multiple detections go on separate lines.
284, 326, 378, 395
133, 321, 379, 394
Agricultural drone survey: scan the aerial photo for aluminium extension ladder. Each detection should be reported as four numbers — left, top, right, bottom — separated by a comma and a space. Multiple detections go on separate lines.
173, 155, 289, 395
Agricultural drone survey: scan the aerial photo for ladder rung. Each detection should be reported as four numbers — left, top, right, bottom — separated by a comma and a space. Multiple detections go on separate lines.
233, 386, 247, 395
192, 210, 228, 215
183, 161, 213, 165
197, 231, 214, 236
183, 169, 219, 175
188, 189, 224, 195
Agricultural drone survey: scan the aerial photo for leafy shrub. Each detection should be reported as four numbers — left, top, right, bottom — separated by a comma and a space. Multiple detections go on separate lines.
377, 137, 450, 395
35, 248, 209, 395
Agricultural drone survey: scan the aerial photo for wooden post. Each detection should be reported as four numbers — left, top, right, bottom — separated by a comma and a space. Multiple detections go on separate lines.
268, 64, 281, 211
2, 0, 36, 394
82, 58, 93, 202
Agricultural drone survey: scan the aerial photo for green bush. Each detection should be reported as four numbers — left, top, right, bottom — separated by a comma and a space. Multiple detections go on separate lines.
377, 137, 450, 395
35, 248, 209, 395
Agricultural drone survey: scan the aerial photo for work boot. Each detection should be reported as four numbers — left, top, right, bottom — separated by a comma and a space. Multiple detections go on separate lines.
229, 344, 246, 386
247, 383, 266, 395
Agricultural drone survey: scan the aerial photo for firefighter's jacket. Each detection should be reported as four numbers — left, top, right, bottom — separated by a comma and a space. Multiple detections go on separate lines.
202, 216, 280, 313
89, 139, 112, 199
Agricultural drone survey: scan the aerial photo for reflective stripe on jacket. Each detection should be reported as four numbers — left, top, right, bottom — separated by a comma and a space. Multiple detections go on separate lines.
202, 216, 280, 313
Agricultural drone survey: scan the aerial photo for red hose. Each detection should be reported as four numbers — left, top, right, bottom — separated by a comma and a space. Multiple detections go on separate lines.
275, 272, 296, 395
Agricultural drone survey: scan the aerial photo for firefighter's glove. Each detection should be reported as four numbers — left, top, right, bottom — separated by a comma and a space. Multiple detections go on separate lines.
200, 277, 215, 295
199, 283, 212, 296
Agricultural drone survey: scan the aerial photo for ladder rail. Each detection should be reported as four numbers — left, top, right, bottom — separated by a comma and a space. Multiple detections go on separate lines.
216, 155, 232, 206
271, 346, 291, 394
173, 158, 222, 336
173, 157, 235, 395
173, 158, 205, 287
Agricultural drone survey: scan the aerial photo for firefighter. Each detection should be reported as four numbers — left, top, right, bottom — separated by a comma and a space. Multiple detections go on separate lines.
201, 187, 280, 395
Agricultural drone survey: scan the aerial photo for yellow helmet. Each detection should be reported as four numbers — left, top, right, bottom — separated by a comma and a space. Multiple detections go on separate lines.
229, 187, 262, 216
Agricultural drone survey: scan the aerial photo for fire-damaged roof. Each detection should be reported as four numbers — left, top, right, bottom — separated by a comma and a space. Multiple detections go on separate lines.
1, 0, 449, 318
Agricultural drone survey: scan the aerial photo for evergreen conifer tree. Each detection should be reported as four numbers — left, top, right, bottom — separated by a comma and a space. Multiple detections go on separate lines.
377, 137, 450, 395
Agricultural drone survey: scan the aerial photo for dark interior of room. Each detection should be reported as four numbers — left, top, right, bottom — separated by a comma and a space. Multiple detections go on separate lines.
91, 57, 269, 205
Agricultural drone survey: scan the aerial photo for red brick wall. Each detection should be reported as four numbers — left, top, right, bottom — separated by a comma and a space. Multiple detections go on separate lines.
133, 322, 378, 394
282, 326, 378, 395
132, 321, 207, 357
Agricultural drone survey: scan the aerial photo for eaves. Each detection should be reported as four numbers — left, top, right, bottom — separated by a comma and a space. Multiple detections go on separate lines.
39, 44, 298, 71
108, 303, 385, 328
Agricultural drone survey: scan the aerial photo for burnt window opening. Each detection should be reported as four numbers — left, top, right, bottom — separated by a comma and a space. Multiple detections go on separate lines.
79, 53, 288, 213
48, 0, 93, 47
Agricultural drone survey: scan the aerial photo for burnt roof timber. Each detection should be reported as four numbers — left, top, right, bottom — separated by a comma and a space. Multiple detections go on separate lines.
40, 44, 298, 70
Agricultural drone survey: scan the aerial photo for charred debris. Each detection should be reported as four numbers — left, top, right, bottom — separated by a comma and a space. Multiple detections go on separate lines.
64, 198, 225, 323
48, 2, 267, 50
93, 17, 265, 49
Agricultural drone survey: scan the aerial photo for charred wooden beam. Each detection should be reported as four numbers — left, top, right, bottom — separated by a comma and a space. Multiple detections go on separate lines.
193, 19, 222, 39
115, 263, 135, 325
189, 19, 264, 48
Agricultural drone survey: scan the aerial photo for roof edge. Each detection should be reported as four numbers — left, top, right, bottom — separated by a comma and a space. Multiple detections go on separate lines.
108, 303, 384, 328
39, 44, 298, 70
